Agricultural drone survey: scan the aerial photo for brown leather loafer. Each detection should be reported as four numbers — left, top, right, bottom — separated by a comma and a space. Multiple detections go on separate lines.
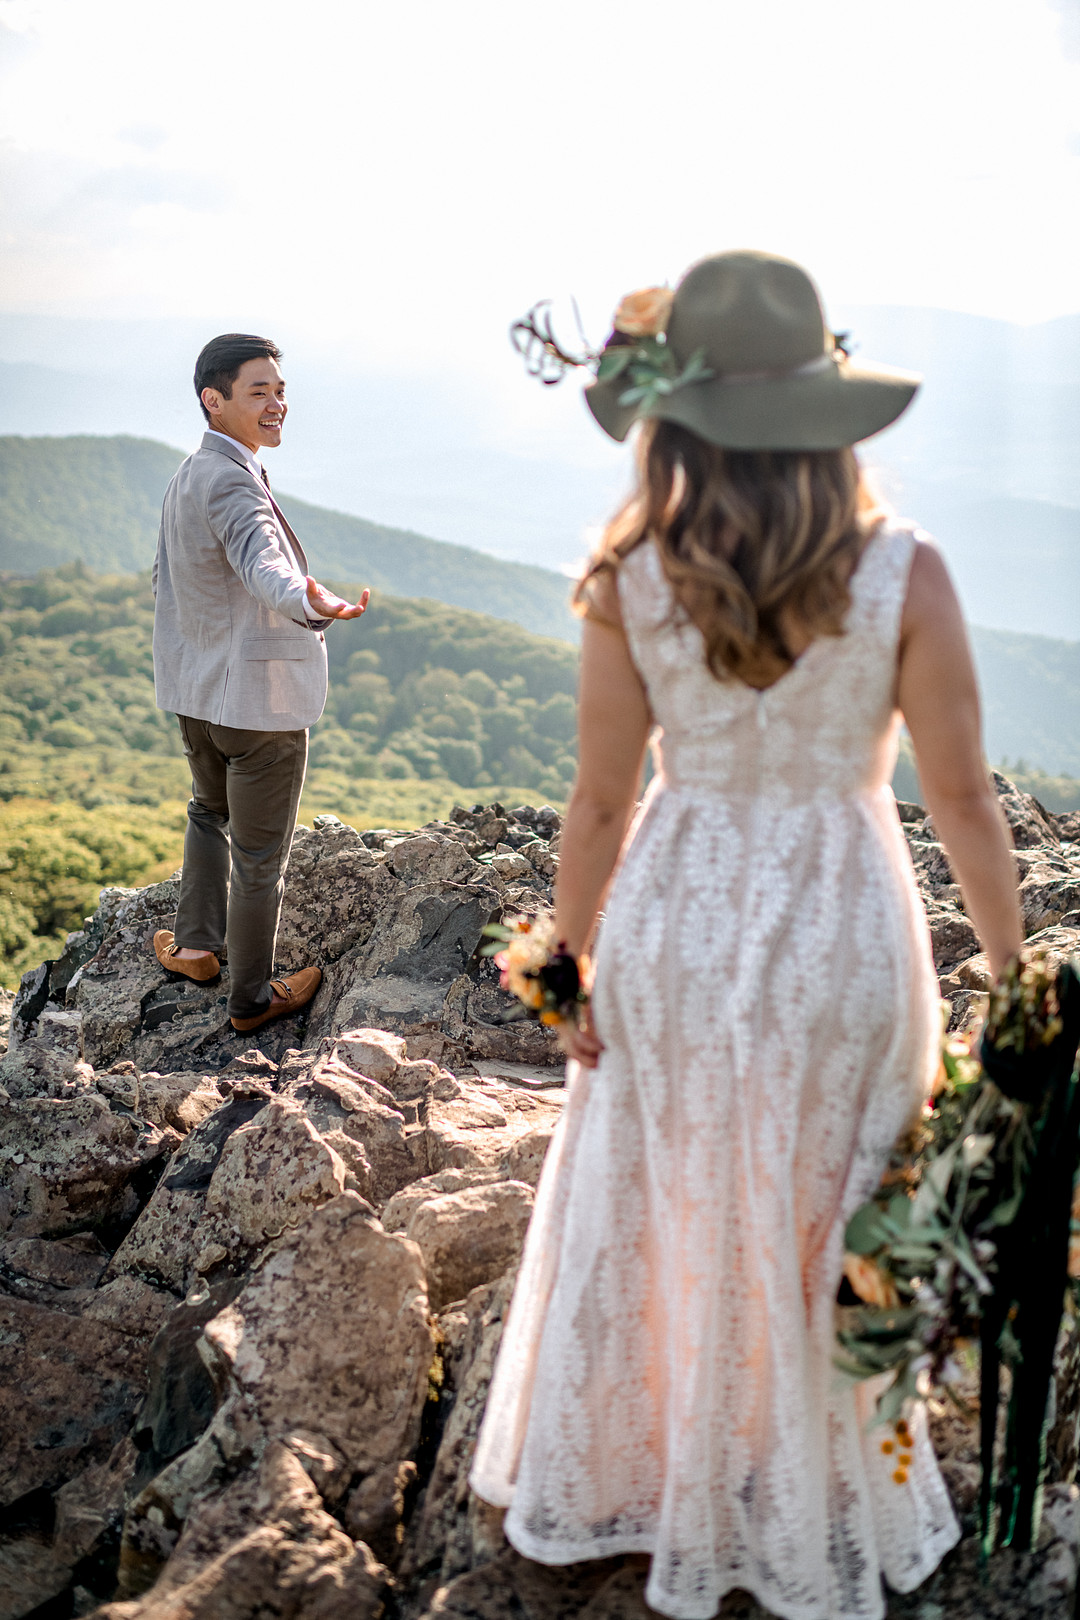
154, 930, 221, 982
230, 966, 322, 1033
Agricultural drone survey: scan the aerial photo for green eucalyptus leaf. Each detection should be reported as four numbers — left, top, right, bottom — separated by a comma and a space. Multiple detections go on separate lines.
946, 1237, 991, 1291
836, 1337, 904, 1372
874, 1363, 921, 1427
833, 1351, 877, 1381
962, 1132, 996, 1170
617, 383, 649, 407
927, 1143, 960, 1195
596, 347, 633, 381
675, 348, 716, 387
851, 1304, 924, 1341
911, 1144, 958, 1223
905, 1221, 948, 1244
888, 1243, 941, 1265
845, 1202, 890, 1255
989, 1189, 1025, 1226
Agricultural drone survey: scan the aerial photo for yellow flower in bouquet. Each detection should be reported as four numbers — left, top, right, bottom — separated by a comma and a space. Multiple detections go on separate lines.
843, 1252, 901, 1309
933, 1005, 982, 1096
493, 915, 555, 1008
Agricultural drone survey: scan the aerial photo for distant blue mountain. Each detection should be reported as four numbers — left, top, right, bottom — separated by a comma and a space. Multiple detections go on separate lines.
2, 303, 1078, 639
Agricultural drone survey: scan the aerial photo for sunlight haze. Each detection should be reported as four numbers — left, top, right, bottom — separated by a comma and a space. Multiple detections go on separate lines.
1, 0, 1079, 630
2, 0, 1079, 348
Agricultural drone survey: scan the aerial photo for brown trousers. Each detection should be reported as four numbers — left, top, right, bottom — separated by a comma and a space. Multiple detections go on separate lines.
173, 717, 308, 1021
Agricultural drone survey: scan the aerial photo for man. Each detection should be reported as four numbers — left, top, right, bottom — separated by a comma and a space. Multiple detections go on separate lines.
151, 333, 369, 1034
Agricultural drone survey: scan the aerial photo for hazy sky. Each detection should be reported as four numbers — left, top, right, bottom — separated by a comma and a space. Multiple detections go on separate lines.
2, 0, 1080, 542
2, 0, 1080, 366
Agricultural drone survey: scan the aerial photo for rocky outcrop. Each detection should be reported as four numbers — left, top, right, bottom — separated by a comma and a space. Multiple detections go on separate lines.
4, 805, 562, 1081
901, 774, 1080, 1028
2, 784, 1080, 1619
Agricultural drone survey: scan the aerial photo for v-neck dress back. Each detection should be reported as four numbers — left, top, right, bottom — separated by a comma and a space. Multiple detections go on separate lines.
470, 521, 960, 1620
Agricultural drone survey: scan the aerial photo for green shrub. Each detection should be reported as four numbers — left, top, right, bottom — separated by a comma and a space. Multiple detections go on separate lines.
0, 798, 186, 987
376, 748, 412, 780
43, 720, 98, 750
0, 892, 37, 960
38, 599, 92, 638
435, 737, 484, 783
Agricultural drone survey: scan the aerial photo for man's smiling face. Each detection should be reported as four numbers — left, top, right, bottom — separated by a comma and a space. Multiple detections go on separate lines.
201, 356, 288, 453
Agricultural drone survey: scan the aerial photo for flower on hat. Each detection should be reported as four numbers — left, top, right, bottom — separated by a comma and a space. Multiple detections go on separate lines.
612, 286, 674, 339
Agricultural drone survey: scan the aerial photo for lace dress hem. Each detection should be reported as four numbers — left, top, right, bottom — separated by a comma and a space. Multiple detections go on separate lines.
501, 1515, 960, 1620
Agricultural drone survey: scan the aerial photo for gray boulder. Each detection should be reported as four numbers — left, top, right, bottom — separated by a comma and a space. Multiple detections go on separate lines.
0, 1093, 171, 1241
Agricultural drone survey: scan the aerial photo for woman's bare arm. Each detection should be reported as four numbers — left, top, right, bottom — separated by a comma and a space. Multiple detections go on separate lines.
897, 541, 1022, 976
554, 574, 652, 1065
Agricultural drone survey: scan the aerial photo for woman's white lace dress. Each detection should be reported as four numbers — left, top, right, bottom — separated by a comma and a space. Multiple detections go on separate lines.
470, 522, 960, 1620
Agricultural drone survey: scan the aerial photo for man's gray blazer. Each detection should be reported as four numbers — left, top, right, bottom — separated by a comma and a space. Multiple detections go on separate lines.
152, 433, 330, 731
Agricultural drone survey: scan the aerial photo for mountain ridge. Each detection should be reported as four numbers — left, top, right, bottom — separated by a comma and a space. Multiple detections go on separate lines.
2, 434, 1079, 776
0, 433, 579, 641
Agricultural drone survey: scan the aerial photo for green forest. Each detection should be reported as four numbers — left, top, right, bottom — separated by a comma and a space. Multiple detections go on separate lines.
0, 564, 579, 985
2, 549, 1079, 990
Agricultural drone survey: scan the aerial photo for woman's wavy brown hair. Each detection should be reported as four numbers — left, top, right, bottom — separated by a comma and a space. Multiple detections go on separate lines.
575, 420, 887, 687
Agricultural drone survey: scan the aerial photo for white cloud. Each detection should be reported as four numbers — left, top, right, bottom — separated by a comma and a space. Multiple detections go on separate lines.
0, 0, 1078, 360
1048, 0, 1080, 57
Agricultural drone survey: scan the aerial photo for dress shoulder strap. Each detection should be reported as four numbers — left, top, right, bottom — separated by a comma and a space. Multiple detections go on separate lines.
614, 541, 681, 681
847, 519, 921, 650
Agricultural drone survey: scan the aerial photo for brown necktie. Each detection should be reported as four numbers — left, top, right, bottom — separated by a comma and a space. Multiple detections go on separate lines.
257, 461, 306, 573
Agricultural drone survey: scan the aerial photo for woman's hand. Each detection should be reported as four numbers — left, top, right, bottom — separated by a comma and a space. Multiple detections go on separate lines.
559, 1003, 604, 1069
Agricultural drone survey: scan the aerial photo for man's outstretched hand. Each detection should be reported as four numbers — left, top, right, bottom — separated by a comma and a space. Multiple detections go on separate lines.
306, 578, 371, 620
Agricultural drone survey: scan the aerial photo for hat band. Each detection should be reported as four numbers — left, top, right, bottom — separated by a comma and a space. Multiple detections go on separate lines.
717, 353, 836, 386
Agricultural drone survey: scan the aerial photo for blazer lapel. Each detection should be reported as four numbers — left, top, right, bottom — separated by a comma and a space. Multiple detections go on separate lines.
200, 433, 310, 574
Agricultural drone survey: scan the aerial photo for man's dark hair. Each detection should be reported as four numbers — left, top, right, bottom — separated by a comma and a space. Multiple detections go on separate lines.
194, 334, 282, 424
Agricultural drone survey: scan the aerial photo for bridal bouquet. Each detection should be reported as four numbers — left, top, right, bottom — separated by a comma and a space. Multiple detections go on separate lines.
837, 945, 1080, 1552
481, 911, 590, 1030
835, 1019, 1019, 1412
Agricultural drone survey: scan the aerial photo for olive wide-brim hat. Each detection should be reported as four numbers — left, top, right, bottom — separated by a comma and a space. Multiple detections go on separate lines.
584, 250, 921, 451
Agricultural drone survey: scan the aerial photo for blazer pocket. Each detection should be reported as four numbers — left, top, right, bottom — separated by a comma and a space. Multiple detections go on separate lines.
241, 636, 310, 660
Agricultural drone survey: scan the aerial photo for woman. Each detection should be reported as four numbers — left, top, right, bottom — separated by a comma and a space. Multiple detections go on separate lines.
470, 251, 1022, 1620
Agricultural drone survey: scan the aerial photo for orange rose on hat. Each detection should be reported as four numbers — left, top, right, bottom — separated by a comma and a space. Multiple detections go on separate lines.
612, 286, 674, 338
